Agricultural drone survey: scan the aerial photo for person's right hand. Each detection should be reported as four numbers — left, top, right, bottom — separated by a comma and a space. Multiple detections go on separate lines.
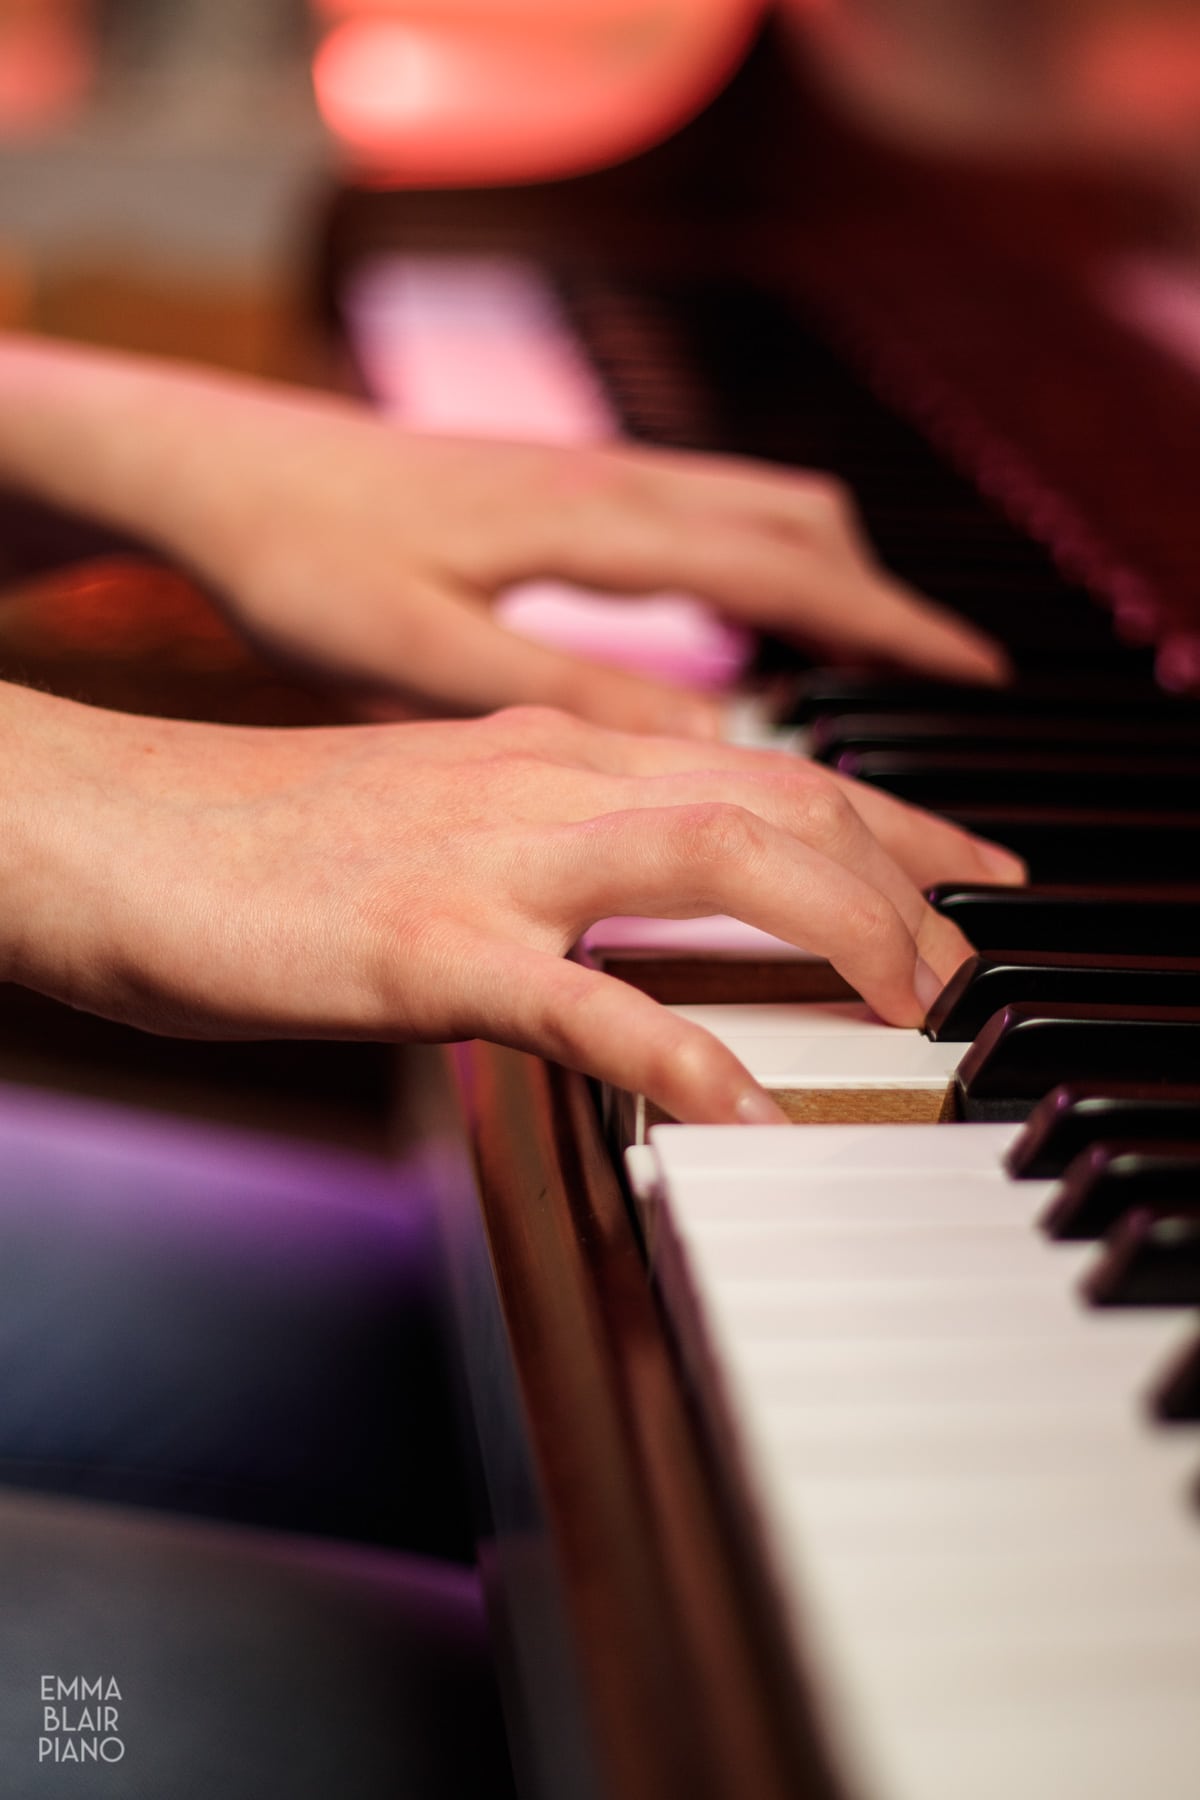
4, 688, 1024, 1123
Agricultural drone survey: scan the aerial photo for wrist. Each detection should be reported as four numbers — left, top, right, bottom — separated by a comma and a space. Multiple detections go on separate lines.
0, 335, 263, 587
0, 680, 117, 1000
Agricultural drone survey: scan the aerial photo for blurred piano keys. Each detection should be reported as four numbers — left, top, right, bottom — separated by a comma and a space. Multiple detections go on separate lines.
316, 8, 1200, 1791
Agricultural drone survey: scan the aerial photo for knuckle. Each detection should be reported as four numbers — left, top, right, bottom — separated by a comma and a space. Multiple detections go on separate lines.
482, 706, 595, 765
794, 779, 858, 851
543, 448, 634, 527
641, 1022, 724, 1106
671, 801, 763, 871
533, 970, 591, 1054
842, 887, 908, 962
488, 703, 572, 744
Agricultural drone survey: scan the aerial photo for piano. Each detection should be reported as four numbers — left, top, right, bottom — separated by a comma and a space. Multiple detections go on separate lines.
316, 17, 1200, 1800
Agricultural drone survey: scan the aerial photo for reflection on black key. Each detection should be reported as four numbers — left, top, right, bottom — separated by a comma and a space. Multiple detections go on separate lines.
1083, 1210, 1200, 1307
839, 751, 1200, 811
812, 714, 1200, 763
944, 809, 1200, 885
925, 953, 1200, 1042
955, 1004, 1200, 1122
788, 675, 1186, 728
1006, 1082, 1200, 1178
1040, 1141, 1200, 1239
927, 888, 1200, 957
1150, 1337, 1200, 1422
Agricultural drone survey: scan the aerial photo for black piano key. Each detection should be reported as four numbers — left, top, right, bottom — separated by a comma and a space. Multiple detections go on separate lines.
955, 1004, 1200, 1122
1149, 1336, 1200, 1421
786, 674, 1188, 729
924, 952, 1200, 1043
1040, 1141, 1200, 1239
811, 713, 1200, 763
1082, 1209, 1200, 1307
942, 808, 1200, 885
927, 887, 1200, 957
838, 750, 1200, 811
570, 278, 1137, 673
1005, 1081, 1200, 1178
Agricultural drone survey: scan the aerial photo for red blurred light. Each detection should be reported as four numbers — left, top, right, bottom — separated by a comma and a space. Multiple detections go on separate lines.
311, 2, 766, 185
0, 16, 92, 133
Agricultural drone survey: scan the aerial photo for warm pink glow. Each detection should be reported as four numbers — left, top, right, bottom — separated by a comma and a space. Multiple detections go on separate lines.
311, 2, 767, 184
313, 1, 659, 17
0, 18, 92, 133
1078, 19, 1200, 136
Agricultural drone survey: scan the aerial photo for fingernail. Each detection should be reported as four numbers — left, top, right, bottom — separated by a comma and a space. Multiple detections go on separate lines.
913, 957, 944, 1016
977, 839, 1027, 883
735, 1086, 791, 1125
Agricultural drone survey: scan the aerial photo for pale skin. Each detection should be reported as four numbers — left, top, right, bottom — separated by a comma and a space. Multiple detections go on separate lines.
0, 336, 1009, 729
0, 338, 1024, 1121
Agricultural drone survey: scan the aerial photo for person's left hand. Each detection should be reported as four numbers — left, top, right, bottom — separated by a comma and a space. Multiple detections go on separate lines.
190, 398, 1012, 734
0, 341, 1008, 735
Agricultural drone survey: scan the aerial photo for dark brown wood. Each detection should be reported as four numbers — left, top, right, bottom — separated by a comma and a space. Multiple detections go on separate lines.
589, 950, 854, 1006
452, 1040, 846, 1800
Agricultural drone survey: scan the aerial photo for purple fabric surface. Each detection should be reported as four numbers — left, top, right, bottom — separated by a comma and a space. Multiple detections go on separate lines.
0, 1082, 475, 1557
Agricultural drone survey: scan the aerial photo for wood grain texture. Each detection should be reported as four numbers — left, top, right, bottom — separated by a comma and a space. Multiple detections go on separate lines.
453, 1040, 847, 1800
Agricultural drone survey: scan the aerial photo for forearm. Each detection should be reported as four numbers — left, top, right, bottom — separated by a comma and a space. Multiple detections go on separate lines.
0, 677, 100, 998
0, 334, 338, 588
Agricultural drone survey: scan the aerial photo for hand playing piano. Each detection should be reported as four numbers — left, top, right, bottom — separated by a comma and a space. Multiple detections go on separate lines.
0, 339, 1010, 735
0, 687, 1023, 1124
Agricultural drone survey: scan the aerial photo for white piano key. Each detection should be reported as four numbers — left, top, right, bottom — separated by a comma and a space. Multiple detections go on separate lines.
669, 1002, 886, 1036
783, 1467, 1200, 1558
744, 1401, 1194, 1483
685, 1268, 1114, 1343
691, 1032, 958, 1092
640, 1123, 1200, 1800
635, 1006, 962, 1116
731, 1319, 1195, 1408
650, 1169, 1048, 1227
677, 1214, 1092, 1285
342, 251, 753, 690
583, 913, 825, 963
798, 1542, 1200, 1648
345, 253, 616, 440
854, 1664, 1200, 1800
644, 1121, 1022, 1180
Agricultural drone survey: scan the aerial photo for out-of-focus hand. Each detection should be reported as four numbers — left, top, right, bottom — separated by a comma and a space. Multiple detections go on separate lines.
0, 341, 1010, 736
3, 689, 1024, 1123
221, 418, 1012, 733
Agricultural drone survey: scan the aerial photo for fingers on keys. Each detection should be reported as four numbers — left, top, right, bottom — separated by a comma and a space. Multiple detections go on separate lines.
575, 450, 1012, 688
479, 948, 790, 1126
538, 802, 969, 1026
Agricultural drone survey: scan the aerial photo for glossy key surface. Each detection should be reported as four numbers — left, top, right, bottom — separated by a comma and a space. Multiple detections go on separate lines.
925, 953, 1200, 1043
927, 888, 1200, 956
956, 1005, 1200, 1121
1041, 1141, 1200, 1240
1006, 1083, 1200, 1178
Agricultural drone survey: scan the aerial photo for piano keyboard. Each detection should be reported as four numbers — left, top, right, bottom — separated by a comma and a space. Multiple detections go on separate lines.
611, 1002, 961, 1141
340, 250, 1200, 1799
626, 1123, 1200, 1800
